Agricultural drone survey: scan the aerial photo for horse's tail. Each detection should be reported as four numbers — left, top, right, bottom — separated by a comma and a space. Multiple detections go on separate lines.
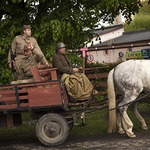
107, 68, 117, 133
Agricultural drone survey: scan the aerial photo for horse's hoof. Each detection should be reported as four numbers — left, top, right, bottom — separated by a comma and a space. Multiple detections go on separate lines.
126, 132, 136, 138
142, 126, 148, 130
130, 134, 136, 138
118, 130, 125, 134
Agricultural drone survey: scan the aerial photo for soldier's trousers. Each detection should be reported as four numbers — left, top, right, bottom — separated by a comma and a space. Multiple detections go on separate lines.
11, 78, 34, 84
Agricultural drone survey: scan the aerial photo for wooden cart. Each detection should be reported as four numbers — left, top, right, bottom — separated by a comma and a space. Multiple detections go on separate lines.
0, 65, 108, 146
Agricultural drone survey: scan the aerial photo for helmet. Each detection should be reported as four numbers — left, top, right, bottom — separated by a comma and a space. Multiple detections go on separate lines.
56, 42, 66, 51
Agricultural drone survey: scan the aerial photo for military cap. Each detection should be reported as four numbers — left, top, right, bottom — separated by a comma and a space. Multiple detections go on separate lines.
23, 25, 32, 30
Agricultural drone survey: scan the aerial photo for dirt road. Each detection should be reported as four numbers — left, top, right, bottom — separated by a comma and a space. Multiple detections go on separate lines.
0, 129, 149, 150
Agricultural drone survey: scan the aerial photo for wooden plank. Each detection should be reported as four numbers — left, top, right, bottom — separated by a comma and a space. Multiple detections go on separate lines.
37, 64, 53, 69
0, 85, 14, 89
87, 73, 108, 79
6, 114, 13, 128
18, 89, 28, 93
0, 90, 15, 95
0, 103, 29, 110
41, 76, 51, 81
0, 96, 16, 101
37, 65, 47, 69
50, 69, 57, 80
16, 81, 59, 89
84, 67, 107, 71
0, 104, 17, 110
39, 70, 50, 76
30, 66, 41, 82
39, 68, 57, 80
19, 95, 29, 100
20, 103, 29, 107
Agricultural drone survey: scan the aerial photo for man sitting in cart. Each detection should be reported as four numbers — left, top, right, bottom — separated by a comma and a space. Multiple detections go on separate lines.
11, 45, 49, 84
52, 42, 81, 79
52, 42, 96, 101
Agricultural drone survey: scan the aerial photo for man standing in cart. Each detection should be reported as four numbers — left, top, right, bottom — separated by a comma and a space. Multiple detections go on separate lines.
8, 25, 47, 80
11, 45, 49, 84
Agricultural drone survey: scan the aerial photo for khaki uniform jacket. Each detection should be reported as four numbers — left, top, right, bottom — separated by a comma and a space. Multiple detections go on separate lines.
61, 73, 94, 101
8, 35, 42, 63
52, 52, 74, 79
19, 49, 48, 80
8, 35, 47, 80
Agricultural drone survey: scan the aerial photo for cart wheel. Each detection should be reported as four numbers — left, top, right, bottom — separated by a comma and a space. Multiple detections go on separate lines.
36, 113, 69, 146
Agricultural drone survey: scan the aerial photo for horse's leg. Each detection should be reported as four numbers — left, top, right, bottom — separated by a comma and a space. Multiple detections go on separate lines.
130, 103, 148, 130
118, 100, 136, 138
121, 108, 136, 138
117, 112, 125, 134
116, 95, 125, 134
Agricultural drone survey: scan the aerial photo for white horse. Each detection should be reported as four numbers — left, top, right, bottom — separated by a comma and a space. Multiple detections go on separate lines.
107, 59, 149, 138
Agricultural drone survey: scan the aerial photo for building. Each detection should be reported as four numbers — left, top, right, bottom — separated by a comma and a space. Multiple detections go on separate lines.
86, 27, 150, 63
86, 24, 124, 47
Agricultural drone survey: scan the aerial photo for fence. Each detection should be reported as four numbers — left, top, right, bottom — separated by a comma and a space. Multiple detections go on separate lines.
85, 67, 108, 100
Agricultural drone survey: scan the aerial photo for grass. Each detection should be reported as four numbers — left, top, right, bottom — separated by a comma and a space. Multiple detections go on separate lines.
70, 102, 150, 136
0, 103, 149, 141
70, 109, 108, 136
127, 102, 150, 130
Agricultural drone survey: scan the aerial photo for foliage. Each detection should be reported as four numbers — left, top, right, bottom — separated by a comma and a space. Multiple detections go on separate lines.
0, 0, 148, 83
125, 1, 150, 31
85, 60, 123, 72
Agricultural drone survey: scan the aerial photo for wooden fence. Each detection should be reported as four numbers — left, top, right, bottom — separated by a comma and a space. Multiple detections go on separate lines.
85, 68, 109, 99
85, 67, 150, 103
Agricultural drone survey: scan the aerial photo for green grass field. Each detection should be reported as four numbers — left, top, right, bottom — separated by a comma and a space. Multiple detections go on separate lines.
0, 103, 149, 141
71, 102, 150, 136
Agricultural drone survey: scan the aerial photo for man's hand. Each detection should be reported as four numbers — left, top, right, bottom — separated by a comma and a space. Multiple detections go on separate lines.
8, 62, 12, 68
45, 62, 50, 68
78, 67, 83, 70
73, 68, 79, 73
8, 61, 14, 68
26, 42, 34, 50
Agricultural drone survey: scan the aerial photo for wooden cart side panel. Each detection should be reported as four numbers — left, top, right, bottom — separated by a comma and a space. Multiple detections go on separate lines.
0, 81, 67, 110
28, 82, 63, 107
61, 83, 70, 107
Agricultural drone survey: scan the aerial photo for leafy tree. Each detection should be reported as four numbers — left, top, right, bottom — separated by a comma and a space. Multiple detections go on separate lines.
0, 0, 149, 83
125, 1, 150, 31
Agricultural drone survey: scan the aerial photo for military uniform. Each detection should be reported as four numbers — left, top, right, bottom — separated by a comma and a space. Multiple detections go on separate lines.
11, 48, 48, 84
52, 51, 74, 79
8, 26, 45, 80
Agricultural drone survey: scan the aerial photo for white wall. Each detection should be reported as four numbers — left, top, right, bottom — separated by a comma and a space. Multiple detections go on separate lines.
87, 46, 150, 63
86, 28, 124, 47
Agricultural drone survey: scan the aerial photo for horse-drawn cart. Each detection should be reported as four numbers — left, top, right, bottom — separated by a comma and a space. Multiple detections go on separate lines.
0, 65, 108, 146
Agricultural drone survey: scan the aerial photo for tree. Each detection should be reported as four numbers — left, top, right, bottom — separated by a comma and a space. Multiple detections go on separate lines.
125, 1, 150, 31
0, 0, 149, 83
